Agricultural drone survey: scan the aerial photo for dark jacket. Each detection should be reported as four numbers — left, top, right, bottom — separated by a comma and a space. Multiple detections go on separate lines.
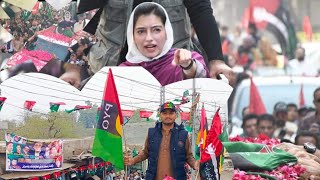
146, 122, 188, 180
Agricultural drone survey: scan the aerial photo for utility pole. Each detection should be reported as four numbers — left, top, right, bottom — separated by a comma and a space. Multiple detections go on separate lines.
191, 78, 197, 179
160, 86, 165, 105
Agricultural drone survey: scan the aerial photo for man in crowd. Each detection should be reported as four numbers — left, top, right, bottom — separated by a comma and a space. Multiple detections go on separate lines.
257, 114, 276, 138
295, 131, 319, 149
299, 87, 320, 132
273, 102, 297, 141
240, 114, 258, 138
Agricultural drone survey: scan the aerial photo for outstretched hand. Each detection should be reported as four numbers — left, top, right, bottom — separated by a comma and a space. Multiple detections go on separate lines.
172, 49, 193, 68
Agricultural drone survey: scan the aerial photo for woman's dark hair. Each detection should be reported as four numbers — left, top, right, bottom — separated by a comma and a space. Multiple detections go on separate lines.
133, 3, 166, 29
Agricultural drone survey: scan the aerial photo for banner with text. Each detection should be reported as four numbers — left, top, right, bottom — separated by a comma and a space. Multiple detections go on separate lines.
5, 133, 63, 171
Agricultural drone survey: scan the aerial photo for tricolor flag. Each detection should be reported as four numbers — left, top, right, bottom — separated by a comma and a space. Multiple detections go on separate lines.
49, 102, 66, 112
197, 103, 208, 151
0, 97, 7, 111
65, 105, 92, 113
24, 100, 36, 111
92, 69, 124, 170
200, 108, 223, 180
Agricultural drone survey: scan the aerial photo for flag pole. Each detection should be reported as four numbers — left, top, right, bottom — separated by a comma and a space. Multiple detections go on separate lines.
122, 127, 128, 179
195, 141, 203, 180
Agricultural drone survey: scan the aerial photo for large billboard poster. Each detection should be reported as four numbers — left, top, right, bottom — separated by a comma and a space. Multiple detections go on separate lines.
5, 133, 63, 171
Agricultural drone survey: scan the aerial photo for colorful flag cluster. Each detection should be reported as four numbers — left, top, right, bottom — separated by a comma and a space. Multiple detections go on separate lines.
200, 108, 224, 180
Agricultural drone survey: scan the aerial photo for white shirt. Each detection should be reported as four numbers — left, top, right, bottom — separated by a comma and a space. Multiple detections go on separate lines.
288, 58, 318, 76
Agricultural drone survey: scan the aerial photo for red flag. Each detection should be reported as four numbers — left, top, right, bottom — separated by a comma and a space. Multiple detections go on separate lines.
31, 2, 40, 15
299, 84, 305, 108
180, 112, 190, 121
201, 108, 223, 163
249, 78, 266, 115
139, 110, 153, 118
122, 110, 135, 118
24, 100, 36, 111
303, 16, 313, 41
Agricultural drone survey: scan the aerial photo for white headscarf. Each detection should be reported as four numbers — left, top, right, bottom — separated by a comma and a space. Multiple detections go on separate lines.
125, 2, 174, 63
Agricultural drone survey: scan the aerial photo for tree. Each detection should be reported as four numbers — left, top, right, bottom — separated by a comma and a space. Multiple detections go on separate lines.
13, 112, 87, 139
78, 101, 98, 128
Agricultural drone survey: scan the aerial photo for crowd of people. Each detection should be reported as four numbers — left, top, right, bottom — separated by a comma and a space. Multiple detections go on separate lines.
240, 87, 320, 149
0, 2, 97, 68
218, 23, 320, 77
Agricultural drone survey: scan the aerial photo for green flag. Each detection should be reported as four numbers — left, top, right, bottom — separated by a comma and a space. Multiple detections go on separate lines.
92, 69, 124, 171
22, 11, 31, 21
47, 7, 52, 20
50, 104, 60, 112
223, 142, 297, 171
183, 90, 189, 97
219, 124, 229, 142
132, 148, 138, 157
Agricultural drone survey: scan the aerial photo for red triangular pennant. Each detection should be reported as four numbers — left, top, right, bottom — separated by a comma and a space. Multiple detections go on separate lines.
24, 100, 36, 111
122, 110, 135, 118
249, 78, 266, 115
299, 84, 305, 108
303, 16, 313, 41
139, 110, 153, 118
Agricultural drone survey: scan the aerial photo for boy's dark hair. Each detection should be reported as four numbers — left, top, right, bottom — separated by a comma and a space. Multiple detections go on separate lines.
257, 114, 275, 126
295, 131, 319, 148
241, 114, 258, 128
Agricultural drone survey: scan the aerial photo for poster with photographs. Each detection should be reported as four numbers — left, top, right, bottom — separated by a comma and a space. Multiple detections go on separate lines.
5, 133, 63, 171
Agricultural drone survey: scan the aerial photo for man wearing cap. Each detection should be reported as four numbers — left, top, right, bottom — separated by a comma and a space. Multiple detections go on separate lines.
299, 87, 320, 132
273, 101, 298, 141
124, 102, 198, 180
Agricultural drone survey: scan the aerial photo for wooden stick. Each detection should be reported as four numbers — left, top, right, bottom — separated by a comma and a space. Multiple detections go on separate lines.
123, 128, 128, 180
